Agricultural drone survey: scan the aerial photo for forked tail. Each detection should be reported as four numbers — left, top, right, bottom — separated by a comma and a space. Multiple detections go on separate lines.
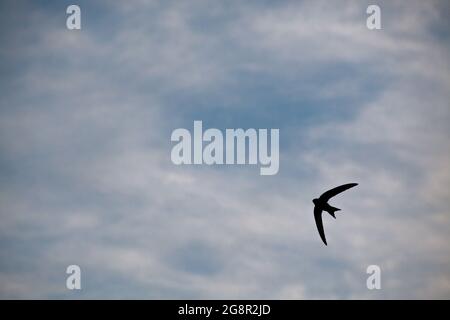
326, 206, 341, 219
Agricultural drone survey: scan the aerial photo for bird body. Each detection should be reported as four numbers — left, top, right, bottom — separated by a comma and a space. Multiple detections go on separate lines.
313, 183, 358, 245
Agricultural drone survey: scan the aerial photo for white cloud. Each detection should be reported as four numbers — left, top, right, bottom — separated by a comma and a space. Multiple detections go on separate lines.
0, 0, 449, 299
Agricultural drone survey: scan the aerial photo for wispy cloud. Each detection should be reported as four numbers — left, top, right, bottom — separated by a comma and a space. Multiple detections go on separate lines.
0, 0, 449, 299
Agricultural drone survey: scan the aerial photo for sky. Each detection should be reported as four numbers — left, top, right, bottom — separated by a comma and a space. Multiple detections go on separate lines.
0, 0, 449, 299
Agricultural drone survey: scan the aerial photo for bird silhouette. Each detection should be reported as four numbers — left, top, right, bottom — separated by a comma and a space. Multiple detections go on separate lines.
313, 183, 358, 245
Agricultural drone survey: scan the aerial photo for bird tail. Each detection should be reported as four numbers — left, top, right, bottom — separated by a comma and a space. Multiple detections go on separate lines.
327, 206, 341, 219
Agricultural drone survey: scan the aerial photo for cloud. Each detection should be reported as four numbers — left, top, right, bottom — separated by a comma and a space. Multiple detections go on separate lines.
0, 0, 449, 299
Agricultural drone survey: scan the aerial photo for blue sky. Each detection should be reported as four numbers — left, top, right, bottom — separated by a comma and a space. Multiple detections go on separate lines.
0, 0, 449, 298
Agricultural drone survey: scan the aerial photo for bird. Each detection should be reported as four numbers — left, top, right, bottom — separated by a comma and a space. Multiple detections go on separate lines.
313, 183, 358, 245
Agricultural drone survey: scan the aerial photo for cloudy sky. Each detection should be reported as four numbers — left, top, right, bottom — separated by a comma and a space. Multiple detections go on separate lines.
0, 0, 449, 299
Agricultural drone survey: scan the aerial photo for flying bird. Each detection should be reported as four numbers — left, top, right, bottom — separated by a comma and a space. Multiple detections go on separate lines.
313, 183, 358, 245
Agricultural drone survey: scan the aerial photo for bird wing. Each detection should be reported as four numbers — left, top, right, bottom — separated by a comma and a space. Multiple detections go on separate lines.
319, 183, 358, 201
314, 206, 327, 245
